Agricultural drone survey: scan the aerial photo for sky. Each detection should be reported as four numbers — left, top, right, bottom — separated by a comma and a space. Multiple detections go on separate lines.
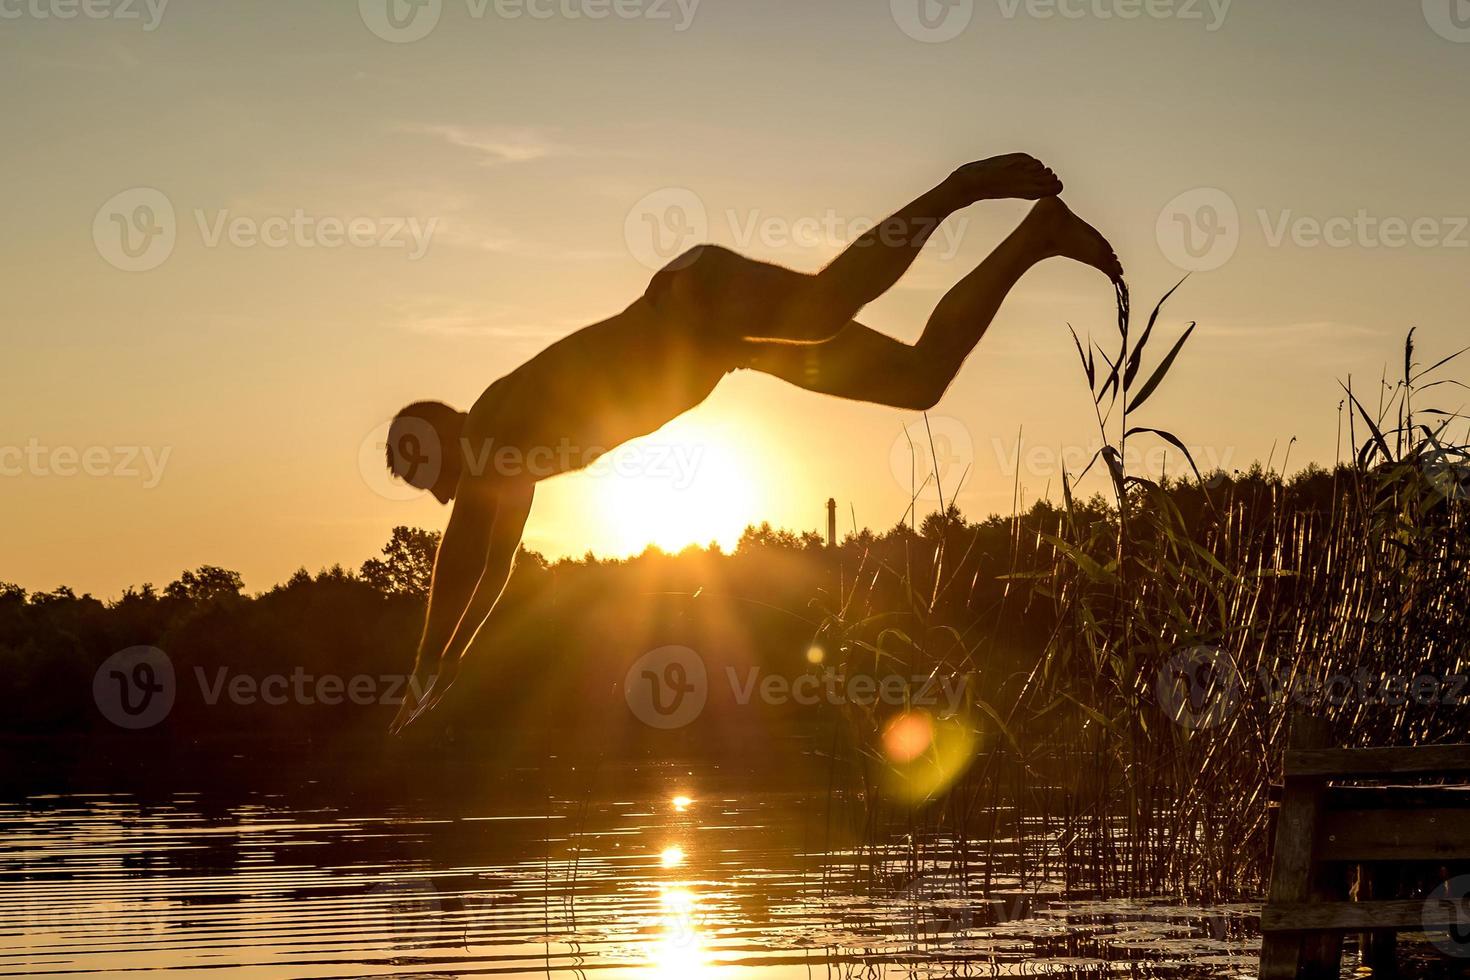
4, 0, 1469, 596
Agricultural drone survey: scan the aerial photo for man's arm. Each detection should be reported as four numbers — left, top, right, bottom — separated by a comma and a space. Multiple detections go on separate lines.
391, 477, 534, 732
434, 478, 534, 670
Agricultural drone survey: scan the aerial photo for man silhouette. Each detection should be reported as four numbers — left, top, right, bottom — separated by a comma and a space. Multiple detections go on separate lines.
384, 154, 1123, 731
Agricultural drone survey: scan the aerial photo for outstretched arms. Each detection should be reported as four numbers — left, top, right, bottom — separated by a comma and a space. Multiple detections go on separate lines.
391, 477, 535, 732
435, 478, 534, 670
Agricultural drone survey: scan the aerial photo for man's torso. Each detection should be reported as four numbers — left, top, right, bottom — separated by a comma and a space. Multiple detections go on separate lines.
462, 301, 742, 483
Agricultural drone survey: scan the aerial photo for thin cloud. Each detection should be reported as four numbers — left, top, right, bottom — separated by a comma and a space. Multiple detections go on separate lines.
409, 124, 571, 166
1196, 319, 1381, 348
392, 304, 582, 344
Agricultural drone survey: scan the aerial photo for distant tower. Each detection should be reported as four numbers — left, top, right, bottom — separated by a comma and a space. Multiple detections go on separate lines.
826, 498, 837, 549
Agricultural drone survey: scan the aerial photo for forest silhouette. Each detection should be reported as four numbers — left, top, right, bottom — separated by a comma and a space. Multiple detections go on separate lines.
2, 463, 1348, 752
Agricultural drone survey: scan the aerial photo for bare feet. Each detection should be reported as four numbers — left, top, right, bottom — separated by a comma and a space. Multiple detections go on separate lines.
945, 153, 1064, 205
1023, 197, 1125, 283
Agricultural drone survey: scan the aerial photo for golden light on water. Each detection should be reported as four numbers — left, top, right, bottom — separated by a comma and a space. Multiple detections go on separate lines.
660, 845, 686, 869
653, 886, 711, 977
671, 795, 692, 812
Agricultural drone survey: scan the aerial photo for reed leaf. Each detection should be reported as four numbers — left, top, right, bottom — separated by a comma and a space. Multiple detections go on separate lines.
1126, 322, 1197, 414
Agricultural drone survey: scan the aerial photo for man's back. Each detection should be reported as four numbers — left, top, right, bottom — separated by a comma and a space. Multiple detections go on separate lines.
464, 294, 737, 483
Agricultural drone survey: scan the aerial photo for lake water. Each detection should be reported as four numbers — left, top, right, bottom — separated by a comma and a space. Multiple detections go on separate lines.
0, 759, 1268, 979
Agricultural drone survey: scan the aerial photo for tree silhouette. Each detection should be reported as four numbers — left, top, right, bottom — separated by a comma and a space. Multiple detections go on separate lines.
360, 526, 441, 598
164, 566, 245, 603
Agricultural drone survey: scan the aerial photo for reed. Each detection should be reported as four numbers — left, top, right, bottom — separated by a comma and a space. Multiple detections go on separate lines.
817, 289, 1470, 901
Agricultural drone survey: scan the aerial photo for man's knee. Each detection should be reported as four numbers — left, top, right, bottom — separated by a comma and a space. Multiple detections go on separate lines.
903, 369, 949, 412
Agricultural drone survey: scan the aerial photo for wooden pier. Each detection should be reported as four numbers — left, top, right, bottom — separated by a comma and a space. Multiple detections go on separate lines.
1258, 716, 1470, 978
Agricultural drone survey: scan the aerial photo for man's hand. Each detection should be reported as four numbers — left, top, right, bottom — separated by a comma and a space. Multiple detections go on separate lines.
390, 653, 459, 734
390, 651, 452, 734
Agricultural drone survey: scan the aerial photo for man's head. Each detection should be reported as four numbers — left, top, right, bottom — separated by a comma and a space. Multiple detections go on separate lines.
385, 401, 466, 504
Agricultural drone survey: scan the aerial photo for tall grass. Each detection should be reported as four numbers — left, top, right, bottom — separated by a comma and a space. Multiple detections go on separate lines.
817, 287, 1470, 901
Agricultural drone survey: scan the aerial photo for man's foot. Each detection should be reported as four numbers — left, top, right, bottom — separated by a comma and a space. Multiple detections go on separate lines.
945, 154, 1064, 205
1023, 197, 1125, 283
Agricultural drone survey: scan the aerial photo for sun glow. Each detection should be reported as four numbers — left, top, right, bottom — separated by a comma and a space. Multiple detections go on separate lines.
597, 418, 769, 555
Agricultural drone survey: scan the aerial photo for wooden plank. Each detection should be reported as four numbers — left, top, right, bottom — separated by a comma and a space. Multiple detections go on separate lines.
1327, 784, 1470, 810
1287, 744, 1470, 777
1260, 716, 1334, 980
1262, 899, 1470, 932
1316, 807, 1470, 860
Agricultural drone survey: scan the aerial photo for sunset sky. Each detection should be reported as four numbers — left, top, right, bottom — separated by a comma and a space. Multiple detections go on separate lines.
5, 0, 1469, 596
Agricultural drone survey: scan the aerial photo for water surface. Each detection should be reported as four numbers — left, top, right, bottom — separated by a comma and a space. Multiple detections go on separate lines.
0, 762, 1264, 979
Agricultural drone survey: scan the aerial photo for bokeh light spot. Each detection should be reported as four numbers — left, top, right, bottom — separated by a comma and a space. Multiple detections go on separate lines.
882, 710, 936, 764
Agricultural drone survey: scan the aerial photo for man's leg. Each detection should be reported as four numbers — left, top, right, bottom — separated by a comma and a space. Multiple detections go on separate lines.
767, 154, 1065, 343
649, 155, 1064, 345
744, 198, 1123, 411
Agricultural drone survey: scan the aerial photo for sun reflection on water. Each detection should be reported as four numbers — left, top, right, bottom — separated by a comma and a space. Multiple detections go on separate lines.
653, 885, 711, 977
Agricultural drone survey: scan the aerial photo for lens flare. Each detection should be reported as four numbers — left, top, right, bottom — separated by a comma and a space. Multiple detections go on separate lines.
882, 710, 935, 763
880, 711, 982, 803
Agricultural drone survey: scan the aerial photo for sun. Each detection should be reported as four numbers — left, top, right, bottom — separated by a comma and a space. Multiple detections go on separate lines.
596, 417, 767, 555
